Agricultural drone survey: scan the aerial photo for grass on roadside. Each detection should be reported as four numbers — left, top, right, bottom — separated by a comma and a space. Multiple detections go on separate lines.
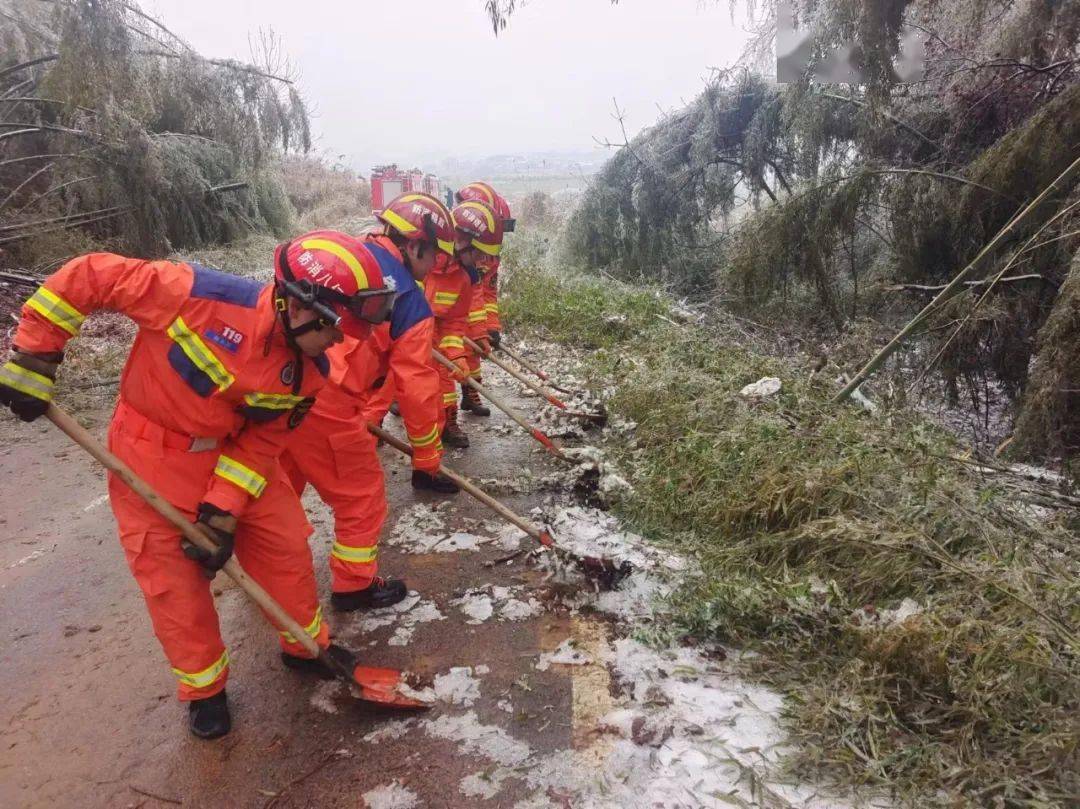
500, 235, 1080, 807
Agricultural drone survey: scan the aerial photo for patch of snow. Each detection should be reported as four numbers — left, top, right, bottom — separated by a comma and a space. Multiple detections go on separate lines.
362, 780, 418, 809
452, 585, 544, 623
362, 719, 417, 743
536, 639, 592, 671
309, 680, 344, 715
454, 592, 494, 624
740, 376, 782, 398
346, 594, 445, 644
421, 711, 532, 767
500, 597, 543, 621
460, 769, 511, 800
434, 666, 483, 706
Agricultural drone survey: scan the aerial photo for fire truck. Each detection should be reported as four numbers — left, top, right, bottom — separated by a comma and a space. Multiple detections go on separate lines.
370, 165, 443, 213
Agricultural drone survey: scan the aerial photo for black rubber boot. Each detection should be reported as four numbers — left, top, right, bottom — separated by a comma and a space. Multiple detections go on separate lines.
281, 643, 357, 679
188, 691, 231, 740
441, 407, 470, 448
460, 384, 490, 417
412, 469, 461, 494
330, 577, 408, 611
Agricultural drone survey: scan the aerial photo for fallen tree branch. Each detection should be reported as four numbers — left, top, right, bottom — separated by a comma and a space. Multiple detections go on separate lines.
0, 54, 60, 83
883, 274, 1054, 293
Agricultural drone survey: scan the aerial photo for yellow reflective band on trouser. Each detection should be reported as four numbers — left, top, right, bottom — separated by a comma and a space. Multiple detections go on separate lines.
0, 361, 54, 401
468, 310, 487, 323
469, 368, 482, 378
26, 286, 85, 336
167, 317, 234, 392
331, 542, 378, 564
485, 303, 499, 314
214, 454, 267, 498
172, 650, 229, 689
280, 605, 323, 645
300, 238, 369, 290
408, 424, 440, 449
433, 292, 459, 306
439, 336, 464, 350
443, 392, 459, 405
243, 391, 306, 410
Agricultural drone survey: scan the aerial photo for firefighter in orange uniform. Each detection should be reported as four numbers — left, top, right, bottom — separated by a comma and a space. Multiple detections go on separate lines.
0, 232, 393, 739
455, 182, 513, 413
282, 193, 460, 611
426, 200, 504, 446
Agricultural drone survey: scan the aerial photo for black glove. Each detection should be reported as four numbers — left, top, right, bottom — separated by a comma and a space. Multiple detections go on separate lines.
488, 330, 501, 349
0, 352, 59, 422
412, 469, 461, 494
183, 502, 236, 576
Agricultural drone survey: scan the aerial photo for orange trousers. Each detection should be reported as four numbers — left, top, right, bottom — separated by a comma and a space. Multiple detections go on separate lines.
281, 406, 385, 594
108, 401, 328, 702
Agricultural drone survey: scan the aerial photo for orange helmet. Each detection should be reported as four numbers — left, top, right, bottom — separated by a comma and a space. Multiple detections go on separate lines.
274, 230, 395, 340
452, 200, 504, 257
457, 181, 514, 232
375, 192, 455, 255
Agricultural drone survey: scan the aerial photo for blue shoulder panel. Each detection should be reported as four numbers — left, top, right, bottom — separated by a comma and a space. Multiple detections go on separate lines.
365, 244, 433, 341
189, 263, 262, 308
311, 353, 330, 377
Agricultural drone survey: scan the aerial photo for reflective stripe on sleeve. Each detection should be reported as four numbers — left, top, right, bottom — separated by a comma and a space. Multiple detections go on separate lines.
468, 310, 487, 323
438, 335, 464, 350
408, 424, 441, 449
172, 650, 229, 689
330, 542, 378, 564
0, 361, 54, 401
433, 291, 459, 306
26, 286, 85, 336
214, 454, 267, 498
243, 392, 306, 410
167, 317, 234, 392
280, 606, 323, 645
485, 303, 499, 314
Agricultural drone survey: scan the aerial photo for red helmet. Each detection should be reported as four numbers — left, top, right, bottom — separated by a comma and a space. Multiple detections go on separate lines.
452, 201, 504, 257
274, 230, 395, 340
457, 181, 514, 231
375, 193, 455, 256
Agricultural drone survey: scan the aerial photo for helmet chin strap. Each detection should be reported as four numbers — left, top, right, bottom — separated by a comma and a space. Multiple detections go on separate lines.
274, 243, 312, 395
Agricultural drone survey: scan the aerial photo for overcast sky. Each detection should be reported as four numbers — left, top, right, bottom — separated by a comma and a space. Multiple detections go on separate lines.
149, 0, 749, 169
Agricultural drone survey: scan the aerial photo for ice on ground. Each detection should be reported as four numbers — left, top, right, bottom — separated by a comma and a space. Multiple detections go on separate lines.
362, 780, 418, 809
421, 711, 533, 767
505, 637, 889, 809
388, 503, 511, 553
454, 591, 494, 624
547, 506, 683, 573
562, 445, 634, 501
536, 638, 592, 671
362, 719, 417, 743
434, 666, 483, 706
309, 679, 344, 715
346, 593, 445, 644
740, 376, 783, 398
853, 597, 924, 628
460, 769, 512, 800
452, 585, 544, 623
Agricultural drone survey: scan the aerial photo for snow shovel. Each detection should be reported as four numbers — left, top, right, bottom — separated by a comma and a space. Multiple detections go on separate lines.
495, 341, 573, 394
46, 404, 432, 710
431, 349, 569, 462
368, 422, 632, 589
464, 336, 607, 427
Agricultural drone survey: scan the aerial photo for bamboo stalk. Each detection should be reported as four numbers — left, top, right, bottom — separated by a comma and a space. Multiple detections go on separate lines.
835, 155, 1080, 404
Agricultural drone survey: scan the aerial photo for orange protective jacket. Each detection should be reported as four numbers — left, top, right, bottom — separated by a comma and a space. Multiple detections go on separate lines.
425, 256, 475, 362
308, 236, 443, 471
467, 269, 490, 344
12, 253, 325, 515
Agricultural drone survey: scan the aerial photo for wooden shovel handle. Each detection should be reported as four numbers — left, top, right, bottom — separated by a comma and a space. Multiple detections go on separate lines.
46, 404, 323, 659
368, 422, 553, 548
464, 336, 569, 409
431, 349, 568, 461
